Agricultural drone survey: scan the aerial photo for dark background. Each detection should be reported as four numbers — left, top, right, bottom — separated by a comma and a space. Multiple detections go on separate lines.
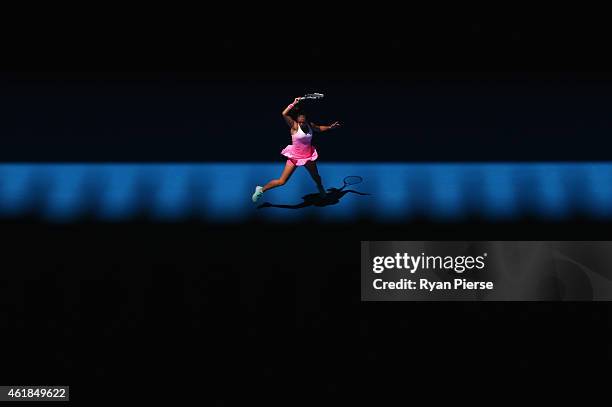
3, 12, 612, 163
2, 10, 612, 402
3, 72, 612, 162
3, 221, 611, 402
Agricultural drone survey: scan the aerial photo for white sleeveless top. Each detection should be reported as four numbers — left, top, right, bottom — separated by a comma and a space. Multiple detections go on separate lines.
292, 123, 313, 145
281, 122, 318, 165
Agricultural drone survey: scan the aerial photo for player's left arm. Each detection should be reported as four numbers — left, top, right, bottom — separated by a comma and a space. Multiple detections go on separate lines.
310, 121, 341, 132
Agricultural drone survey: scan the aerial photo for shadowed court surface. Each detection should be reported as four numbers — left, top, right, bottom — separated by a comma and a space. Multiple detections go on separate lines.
1, 162, 612, 222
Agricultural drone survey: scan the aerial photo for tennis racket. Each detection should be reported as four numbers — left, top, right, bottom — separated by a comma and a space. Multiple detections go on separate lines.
298, 93, 325, 101
341, 176, 363, 190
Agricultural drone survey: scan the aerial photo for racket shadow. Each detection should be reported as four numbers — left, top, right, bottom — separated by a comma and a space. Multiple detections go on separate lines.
257, 178, 370, 210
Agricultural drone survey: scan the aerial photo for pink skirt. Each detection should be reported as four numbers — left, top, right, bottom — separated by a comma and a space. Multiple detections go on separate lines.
280, 144, 319, 166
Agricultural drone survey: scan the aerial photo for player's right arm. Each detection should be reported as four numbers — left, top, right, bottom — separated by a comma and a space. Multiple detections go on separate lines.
282, 97, 301, 127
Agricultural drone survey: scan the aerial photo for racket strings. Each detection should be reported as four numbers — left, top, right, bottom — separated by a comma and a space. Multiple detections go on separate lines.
301, 93, 324, 100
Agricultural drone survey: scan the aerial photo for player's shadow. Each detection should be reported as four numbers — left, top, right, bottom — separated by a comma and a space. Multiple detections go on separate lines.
257, 185, 370, 210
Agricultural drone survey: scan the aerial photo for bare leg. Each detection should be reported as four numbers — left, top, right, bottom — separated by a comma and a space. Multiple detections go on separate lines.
262, 160, 297, 192
304, 161, 326, 196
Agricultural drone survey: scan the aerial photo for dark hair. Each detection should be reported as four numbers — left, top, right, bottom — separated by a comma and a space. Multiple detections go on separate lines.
292, 107, 307, 119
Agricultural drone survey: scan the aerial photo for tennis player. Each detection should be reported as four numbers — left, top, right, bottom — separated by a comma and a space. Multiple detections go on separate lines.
251, 97, 340, 203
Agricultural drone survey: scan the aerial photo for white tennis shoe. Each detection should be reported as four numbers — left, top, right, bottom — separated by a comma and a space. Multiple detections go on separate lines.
252, 186, 264, 203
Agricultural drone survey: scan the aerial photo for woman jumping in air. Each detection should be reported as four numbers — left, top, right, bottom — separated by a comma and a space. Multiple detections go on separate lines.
251, 97, 341, 203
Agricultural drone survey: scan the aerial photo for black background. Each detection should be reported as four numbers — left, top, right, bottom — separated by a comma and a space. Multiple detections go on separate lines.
4, 10, 612, 163
2, 8, 612, 403
3, 72, 612, 162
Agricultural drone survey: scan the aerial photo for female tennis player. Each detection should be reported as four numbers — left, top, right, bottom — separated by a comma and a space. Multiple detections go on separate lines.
251, 97, 340, 203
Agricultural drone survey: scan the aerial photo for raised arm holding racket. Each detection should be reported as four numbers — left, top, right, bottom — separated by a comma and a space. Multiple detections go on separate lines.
251, 94, 342, 203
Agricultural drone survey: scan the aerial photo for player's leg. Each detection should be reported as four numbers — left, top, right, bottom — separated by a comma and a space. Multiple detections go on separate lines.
263, 160, 297, 192
252, 160, 297, 202
304, 161, 326, 197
